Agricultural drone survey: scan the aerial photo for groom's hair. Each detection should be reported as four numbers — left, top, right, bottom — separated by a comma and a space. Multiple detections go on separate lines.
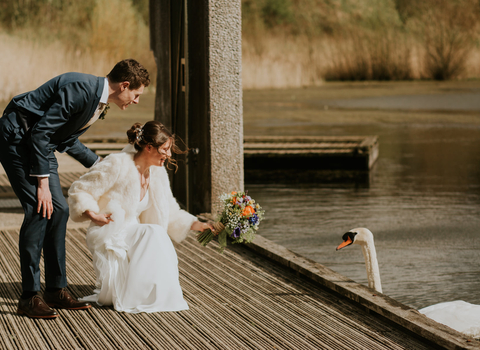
107, 59, 150, 90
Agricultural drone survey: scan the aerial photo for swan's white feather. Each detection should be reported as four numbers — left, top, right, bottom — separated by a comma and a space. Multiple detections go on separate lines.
342, 228, 480, 339
420, 300, 480, 338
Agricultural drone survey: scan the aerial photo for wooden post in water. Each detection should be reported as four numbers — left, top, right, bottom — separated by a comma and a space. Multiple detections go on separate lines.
150, 0, 243, 215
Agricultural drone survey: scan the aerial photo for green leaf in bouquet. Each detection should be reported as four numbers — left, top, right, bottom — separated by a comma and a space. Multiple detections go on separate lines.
217, 230, 227, 253
225, 225, 233, 236
196, 229, 215, 246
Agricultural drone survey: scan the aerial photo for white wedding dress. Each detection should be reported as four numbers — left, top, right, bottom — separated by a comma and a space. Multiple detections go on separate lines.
80, 189, 189, 313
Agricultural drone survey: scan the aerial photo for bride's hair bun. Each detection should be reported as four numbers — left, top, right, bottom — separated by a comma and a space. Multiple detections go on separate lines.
127, 122, 143, 144
125, 120, 188, 172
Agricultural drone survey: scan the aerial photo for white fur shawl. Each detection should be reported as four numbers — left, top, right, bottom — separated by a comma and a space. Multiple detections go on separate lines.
68, 151, 197, 243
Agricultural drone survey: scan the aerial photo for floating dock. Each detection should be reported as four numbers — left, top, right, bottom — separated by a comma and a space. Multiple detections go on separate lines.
0, 228, 477, 350
0, 136, 379, 201
243, 136, 378, 183
244, 136, 379, 171
83, 136, 380, 171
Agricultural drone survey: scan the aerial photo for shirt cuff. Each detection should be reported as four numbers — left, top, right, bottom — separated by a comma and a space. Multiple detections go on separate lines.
30, 174, 50, 178
91, 156, 101, 167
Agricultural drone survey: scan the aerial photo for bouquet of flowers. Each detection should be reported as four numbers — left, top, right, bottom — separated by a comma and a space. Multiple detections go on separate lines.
196, 191, 265, 253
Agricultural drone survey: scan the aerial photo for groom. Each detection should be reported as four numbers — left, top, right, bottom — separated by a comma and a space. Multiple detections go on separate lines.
0, 58, 150, 319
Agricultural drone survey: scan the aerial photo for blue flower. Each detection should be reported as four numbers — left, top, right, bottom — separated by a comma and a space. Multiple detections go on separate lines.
249, 214, 258, 225
231, 226, 241, 239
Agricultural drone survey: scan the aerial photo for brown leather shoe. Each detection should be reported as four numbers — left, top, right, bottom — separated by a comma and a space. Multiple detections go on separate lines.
17, 295, 58, 319
44, 288, 91, 310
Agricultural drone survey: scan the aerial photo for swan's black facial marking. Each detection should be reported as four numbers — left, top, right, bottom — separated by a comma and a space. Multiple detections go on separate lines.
342, 231, 357, 243
336, 231, 357, 250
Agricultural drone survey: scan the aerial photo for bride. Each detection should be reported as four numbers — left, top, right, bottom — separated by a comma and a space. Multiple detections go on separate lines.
68, 121, 213, 313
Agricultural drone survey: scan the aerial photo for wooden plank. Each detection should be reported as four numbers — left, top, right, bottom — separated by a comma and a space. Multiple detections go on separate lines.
244, 136, 379, 171
178, 245, 341, 349
179, 270, 288, 349
244, 135, 367, 143
203, 240, 414, 350
244, 149, 356, 155
0, 172, 85, 200
179, 238, 415, 350
0, 229, 468, 350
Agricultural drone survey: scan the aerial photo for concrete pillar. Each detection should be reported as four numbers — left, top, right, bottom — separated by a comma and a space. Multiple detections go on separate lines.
187, 0, 243, 215
150, 0, 243, 215
207, 0, 244, 214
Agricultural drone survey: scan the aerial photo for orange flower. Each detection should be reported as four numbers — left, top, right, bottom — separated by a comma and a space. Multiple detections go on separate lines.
231, 191, 237, 195
242, 206, 255, 216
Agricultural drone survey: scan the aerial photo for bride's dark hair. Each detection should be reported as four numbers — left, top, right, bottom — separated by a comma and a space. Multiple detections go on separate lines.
126, 121, 187, 171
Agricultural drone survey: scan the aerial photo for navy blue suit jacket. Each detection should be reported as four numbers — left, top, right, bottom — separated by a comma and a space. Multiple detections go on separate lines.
7, 72, 104, 176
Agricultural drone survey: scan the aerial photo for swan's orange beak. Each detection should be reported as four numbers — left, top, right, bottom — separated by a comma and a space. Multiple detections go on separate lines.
336, 236, 352, 250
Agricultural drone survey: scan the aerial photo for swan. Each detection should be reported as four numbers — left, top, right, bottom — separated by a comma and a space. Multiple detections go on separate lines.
336, 228, 480, 339
336, 228, 382, 293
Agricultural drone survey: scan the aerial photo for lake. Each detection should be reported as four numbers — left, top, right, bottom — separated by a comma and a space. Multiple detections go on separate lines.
243, 81, 480, 310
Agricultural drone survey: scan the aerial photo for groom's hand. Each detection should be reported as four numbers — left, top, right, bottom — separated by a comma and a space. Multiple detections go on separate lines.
37, 177, 53, 219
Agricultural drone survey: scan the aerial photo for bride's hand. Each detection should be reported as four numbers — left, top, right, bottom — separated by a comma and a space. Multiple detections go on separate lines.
83, 210, 114, 226
190, 221, 215, 233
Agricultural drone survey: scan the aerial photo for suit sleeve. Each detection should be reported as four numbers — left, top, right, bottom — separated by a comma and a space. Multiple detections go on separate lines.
28, 82, 92, 176
66, 138, 100, 168
67, 155, 120, 222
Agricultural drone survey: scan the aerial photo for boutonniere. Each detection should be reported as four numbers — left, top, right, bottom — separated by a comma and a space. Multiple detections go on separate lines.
99, 104, 110, 120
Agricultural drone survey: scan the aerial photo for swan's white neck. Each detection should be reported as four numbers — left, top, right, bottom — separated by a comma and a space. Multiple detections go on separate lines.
360, 239, 382, 293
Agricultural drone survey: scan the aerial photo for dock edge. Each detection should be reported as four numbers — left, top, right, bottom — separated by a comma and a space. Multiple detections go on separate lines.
244, 235, 479, 350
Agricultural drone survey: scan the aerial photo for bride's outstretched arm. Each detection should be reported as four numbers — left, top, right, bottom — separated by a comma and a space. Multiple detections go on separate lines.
190, 221, 215, 232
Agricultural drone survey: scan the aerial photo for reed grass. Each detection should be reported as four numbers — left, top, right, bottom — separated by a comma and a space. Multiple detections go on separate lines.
414, 0, 479, 80
0, 34, 101, 101
241, 0, 480, 88
0, 32, 155, 101
242, 34, 324, 89
242, 31, 416, 88
1, 0, 479, 97
0, 0, 155, 101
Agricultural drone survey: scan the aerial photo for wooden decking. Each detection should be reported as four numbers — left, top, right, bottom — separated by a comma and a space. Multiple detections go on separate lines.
0, 228, 453, 350
0, 173, 85, 199
0, 142, 478, 349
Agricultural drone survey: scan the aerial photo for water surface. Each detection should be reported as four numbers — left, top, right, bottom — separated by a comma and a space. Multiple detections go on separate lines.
244, 84, 480, 310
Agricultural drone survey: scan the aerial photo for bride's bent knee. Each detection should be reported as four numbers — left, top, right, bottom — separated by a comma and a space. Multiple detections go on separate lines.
140, 224, 167, 238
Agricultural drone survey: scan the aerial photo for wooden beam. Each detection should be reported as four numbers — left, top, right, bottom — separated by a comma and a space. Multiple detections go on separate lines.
186, 0, 211, 214
150, 0, 172, 129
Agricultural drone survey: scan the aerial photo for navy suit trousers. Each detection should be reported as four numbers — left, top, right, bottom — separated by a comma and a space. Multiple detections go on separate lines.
0, 111, 68, 292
